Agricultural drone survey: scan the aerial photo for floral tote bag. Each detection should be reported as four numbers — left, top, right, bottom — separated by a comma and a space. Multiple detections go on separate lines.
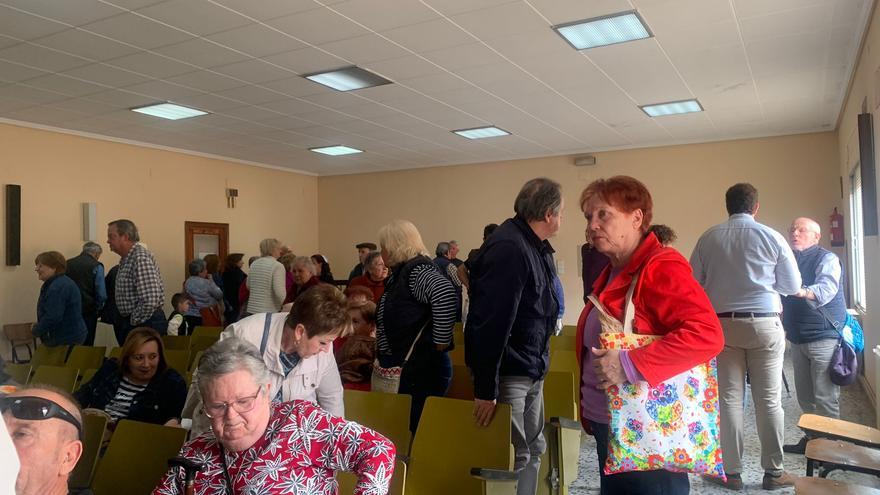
586, 270, 725, 480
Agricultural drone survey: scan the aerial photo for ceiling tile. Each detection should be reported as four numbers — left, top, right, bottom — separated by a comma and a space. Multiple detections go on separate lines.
421, 42, 506, 72
211, 58, 293, 83
668, 44, 751, 94
298, 90, 365, 109
166, 70, 246, 93
330, 0, 439, 31
262, 47, 348, 75
739, 3, 833, 42
81, 13, 193, 49
381, 18, 473, 53
81, 89, 157, 108
32, 28, 140, 61
366, 55, 445, 81
586, 40, 692, 104
450, 2, 548, 40
215, 84, 284, 105
266, 8, 370, 45
102, 0, 166, 9
527, 0, 633, 25
21, 74, 108, 96
398, 73, 471, 94
257, 114, 316, 129
219, 104, 283, 121
205, 23, 305, 58
746, 32, 830, 77
0, 60, 49, 83
62, 62, 150, 87
0, 5, 70, 41
0, 83, 71, 104
317, 34, 412, 65
106, 51, 196, 78
47, 96, 119, 115
134, 0, 252, 36
153, 38, 250, 68
208, 0, 322, 21
171, 92, 245, 111
122, 79, 202, 100
421, 0, 518, 16
2, 104, 90, 125
733, 0, 829, 19
0, 0, 125, 26
260, 76, 329, 97
0, 43, 91, 72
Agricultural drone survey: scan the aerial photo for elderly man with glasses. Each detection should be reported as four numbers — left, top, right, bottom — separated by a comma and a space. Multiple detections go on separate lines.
1, 385, 84, 495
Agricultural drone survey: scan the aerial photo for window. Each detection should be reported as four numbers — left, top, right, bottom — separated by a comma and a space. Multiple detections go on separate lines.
850, 165, 867, 311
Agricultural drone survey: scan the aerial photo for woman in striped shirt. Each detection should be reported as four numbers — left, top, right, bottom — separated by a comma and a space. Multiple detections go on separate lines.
375, 220, 457, 432
75, 327, 186, 426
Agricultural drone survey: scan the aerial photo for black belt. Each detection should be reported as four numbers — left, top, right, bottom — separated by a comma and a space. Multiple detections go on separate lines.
716, 312, 779, 318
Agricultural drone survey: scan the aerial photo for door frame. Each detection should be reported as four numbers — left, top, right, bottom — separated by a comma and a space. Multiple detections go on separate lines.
184, 221, 229, 277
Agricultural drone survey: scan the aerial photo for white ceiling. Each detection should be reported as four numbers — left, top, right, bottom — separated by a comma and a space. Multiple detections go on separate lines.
0, 0, 871, 175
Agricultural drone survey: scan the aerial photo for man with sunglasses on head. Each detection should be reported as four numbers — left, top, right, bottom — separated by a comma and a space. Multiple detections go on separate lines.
1, 385, 83, 495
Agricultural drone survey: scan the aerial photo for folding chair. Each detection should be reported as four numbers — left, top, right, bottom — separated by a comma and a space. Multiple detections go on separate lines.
31, 345, 69, 369
446, 364, 475, 401
164, 349, 190, 376
161, 335, 191, 351
30, 365, 79, 392
798, 413, 880, 448
188, 335, 218, 368
108, 347, 123, 360
407, 396, 517, 495
77, 368, 99, 392
191, 327, 222, 339
90, 419, 187, 495
795, 476, 880, 494
3, 322, 37, 363
66, 346, 106, 374
5, 363, 30, 384
70, 410, 109, 488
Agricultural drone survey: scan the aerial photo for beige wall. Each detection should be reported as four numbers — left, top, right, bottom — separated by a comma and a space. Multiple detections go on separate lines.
318, 131, 841, 325
837, 0, 880, 407
0, 122, 318, 325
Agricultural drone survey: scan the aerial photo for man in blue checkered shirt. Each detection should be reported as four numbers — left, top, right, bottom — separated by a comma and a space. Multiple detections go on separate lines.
107, 219, 166, 344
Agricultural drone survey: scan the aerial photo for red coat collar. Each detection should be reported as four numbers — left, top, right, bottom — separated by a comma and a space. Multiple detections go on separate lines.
590, 232, 662, 297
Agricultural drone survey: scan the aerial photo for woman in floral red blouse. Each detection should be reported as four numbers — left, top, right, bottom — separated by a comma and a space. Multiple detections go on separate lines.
153, 337, 395, 495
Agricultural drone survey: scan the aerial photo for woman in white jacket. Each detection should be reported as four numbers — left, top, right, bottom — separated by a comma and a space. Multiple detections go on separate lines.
183, 285, 346, 435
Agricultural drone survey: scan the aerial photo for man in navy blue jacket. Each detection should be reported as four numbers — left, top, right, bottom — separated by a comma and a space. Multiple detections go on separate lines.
466, 177, 562, 495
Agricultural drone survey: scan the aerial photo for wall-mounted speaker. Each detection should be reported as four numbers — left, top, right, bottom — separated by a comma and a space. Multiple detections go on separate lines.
574, 155, 597, 166
6, 184, 21, 266
82, 202, 97, 241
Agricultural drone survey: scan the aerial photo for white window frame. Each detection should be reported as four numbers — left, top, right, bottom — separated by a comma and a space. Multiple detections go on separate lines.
850, 164, 867, 311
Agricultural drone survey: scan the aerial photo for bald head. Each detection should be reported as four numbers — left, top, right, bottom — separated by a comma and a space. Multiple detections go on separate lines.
789, 217, 821, 252
3, 385, 83, 495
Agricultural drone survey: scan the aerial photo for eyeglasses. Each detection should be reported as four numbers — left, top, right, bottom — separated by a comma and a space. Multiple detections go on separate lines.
0, 396, 83, 439
203, 388, 263, 419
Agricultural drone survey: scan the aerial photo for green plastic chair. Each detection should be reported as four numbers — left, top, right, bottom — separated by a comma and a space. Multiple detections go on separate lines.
90, 419, 187, 495
343, 389, 413, 455
69, 410, 109, 488
76, 368, 99, 392
188, 336, 218, 368
30, 365, 79, 392
66, 346, 106, 373
5, 363, 31, 384
549, 335, 576, 353
107, 347, 122, 360
407, 397, 517, 495
31, 345, 69, 369
161, 335, 191, 351
163, 349, 190, 376
447, 364, 475, 401
191, 326, 222, 339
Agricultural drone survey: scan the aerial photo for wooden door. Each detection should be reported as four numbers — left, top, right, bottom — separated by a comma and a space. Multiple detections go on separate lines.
184, 222, 229, 277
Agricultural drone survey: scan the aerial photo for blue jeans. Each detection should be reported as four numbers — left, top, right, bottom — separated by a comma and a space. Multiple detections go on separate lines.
398, 348, 452, 432
589, 420, 690, 495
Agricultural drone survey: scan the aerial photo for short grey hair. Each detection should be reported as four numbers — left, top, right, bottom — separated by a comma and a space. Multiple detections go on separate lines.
108, 219, 140, 243
259, 238, 281, 257
363, 251, 383, 269
197, 337, 271, 396
292, 256, 316, 276
435, 242, 450, 257
82, 241, 102, 257
188, 258, 206, 276
514, 177, 562, 222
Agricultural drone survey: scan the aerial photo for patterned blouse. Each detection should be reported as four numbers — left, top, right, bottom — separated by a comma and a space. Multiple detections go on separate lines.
152, 400, 395, 495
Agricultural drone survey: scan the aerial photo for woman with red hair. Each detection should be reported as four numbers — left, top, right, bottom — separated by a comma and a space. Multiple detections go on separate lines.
577, 176, 724, 494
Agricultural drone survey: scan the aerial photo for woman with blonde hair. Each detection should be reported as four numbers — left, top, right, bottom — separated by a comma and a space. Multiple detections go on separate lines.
245, 238, 286, 315
375, 220, 457, 432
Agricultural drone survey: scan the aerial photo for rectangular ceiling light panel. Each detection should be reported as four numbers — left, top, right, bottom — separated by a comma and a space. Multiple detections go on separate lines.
453, 126, 510, 139
309, 145, 363, 156
131, 102, 208, 120
554, 11, 651, 50
305, 66, 392, 91
640, 99, 703, 117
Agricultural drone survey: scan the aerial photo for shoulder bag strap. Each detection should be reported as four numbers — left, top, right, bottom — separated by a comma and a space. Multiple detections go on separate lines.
401, 320, 431, 366
815, 304, 844, 336
621, 269, 642, 335
260, 313, 272, 355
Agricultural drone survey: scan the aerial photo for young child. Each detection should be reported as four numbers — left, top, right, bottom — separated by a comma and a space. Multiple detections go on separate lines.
166, 293, 192, 336
336, 300, 376, 391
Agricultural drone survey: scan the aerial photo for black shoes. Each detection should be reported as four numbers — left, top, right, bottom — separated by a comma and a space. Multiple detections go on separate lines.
782, 436, 808, 455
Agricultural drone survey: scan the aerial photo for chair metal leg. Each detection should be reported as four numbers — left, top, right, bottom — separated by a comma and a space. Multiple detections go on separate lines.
806, 459, 814, 477
782, 370, 791, 398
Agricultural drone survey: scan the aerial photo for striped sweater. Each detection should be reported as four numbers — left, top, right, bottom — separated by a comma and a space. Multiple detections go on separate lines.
245, 256, 287, 314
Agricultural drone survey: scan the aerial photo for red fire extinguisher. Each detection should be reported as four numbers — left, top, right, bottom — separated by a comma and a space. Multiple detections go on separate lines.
830, 207, 844, 247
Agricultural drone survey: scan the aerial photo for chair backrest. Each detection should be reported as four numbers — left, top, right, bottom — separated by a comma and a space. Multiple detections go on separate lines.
5, 363, 30, 384
550, 350, 580, 405
343, 389, 413, 455
163, 349, 190, 375
543, 370, 577, 421
3, 323, 34, 343
191, 326, 222, 339
66, 346, 106, 373
108, 347, 122, 360
188, 335, 218, 368
30, 365, 79, 392
90, 419, 187, 495
449, 346, 466, 366
160, 335, 191, 351
446, 364, 475, 401
408, 396, 513, 495
69, 410, 109, 488
31, 345, 69, 368
77, 368, 99, 392
560, 325, 577, 338
549, 335, 576, 353
188, 350, 204, 372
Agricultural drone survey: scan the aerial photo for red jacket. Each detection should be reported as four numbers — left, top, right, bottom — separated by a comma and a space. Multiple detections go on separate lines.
575, 233, 724, 387
348, 274, 386, 303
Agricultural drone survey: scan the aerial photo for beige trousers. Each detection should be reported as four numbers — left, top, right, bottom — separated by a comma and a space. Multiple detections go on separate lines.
716, 316, 786, 475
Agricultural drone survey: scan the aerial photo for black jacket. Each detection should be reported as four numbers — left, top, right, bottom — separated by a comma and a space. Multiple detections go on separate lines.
74, 358, 186, 425
465, 217, 559, 400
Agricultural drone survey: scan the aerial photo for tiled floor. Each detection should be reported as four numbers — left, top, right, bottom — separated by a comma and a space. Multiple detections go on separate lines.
569, 351, 879, 494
